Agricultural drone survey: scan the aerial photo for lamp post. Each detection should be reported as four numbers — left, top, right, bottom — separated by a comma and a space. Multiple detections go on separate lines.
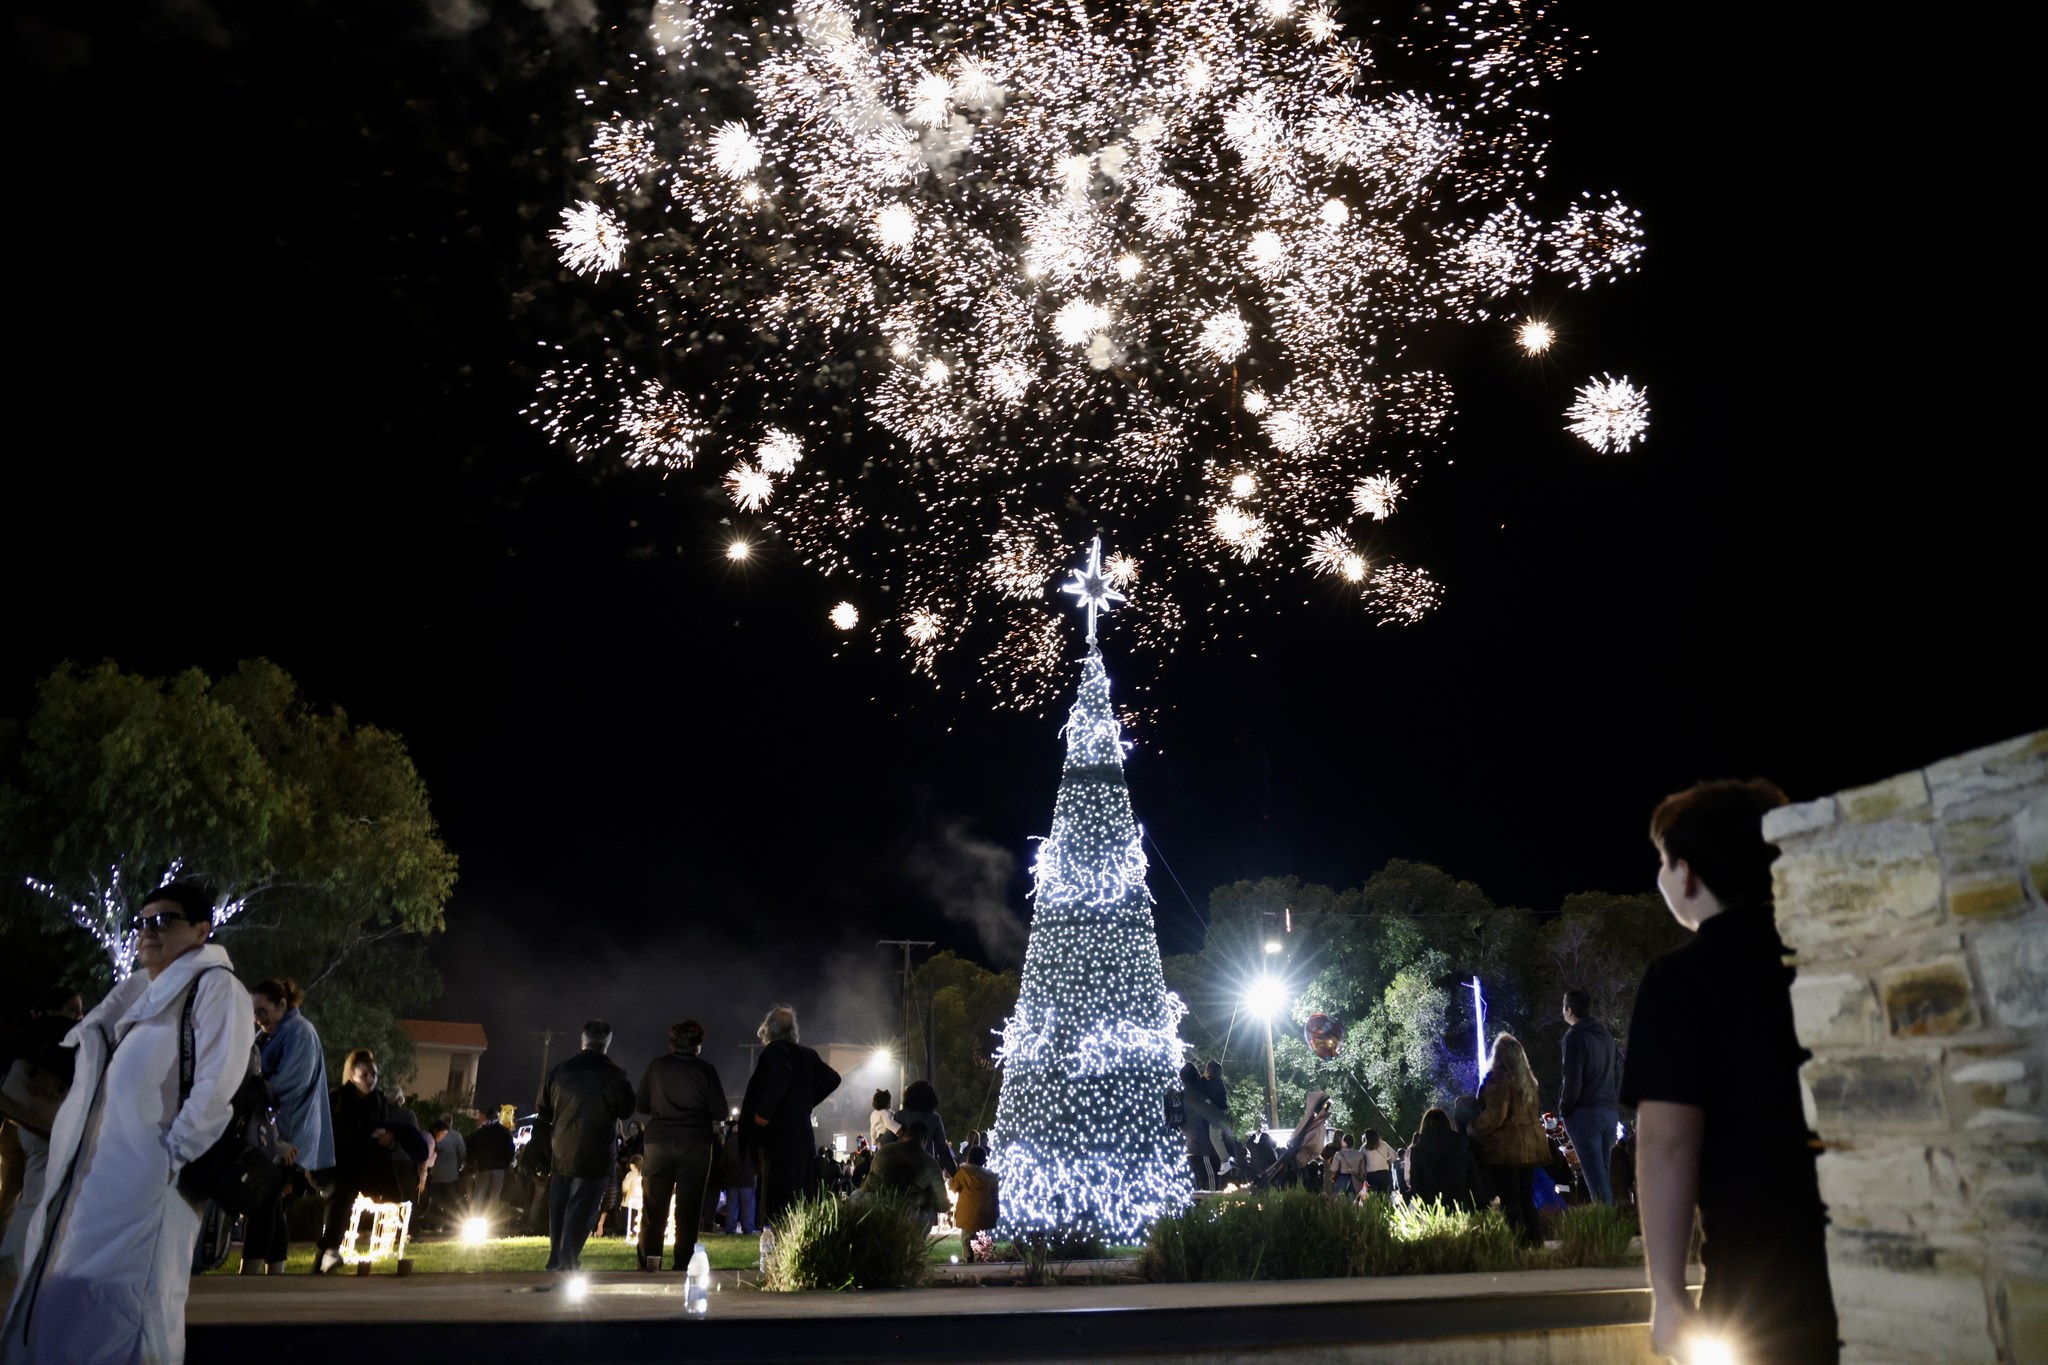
1244, 973, 1289, 1131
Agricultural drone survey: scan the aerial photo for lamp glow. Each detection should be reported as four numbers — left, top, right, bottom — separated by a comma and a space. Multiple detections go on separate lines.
1688, 1337, 1738, 1365
462, 1217, 490, 1245
1244, 974, 1289, 1017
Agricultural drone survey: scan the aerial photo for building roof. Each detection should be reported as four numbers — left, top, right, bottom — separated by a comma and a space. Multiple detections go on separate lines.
399, 1019, 489, 1051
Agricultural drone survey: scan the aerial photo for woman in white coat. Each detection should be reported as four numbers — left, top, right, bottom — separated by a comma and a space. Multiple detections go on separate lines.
2, 881, 253, 1365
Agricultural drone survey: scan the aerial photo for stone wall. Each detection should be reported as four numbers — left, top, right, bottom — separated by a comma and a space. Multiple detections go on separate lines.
1766, 731, 2048, 1364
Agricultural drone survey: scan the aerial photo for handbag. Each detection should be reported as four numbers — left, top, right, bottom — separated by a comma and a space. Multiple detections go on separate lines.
0, 1056, 67, 1137
177, 969, 285, 1216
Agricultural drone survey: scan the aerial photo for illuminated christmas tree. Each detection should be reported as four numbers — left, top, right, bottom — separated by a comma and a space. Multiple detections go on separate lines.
990, 540, 1192, 1241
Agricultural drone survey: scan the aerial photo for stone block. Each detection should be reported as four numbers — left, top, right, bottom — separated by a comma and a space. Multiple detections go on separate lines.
1956, 1143, 2048, 1233
1804, 1051, 1947, 1131
2007, 1273, 2048, 1363
1773, 824, 1943, 945
2018, 795, 2048, 896
1840, 769, 1933, 824
1829, 1235, 1997, 1362
1764, 796, 1839, 843
1977, 924, 2048, 1029
1817, 1144, 1936, 1218
1927, 731, 2048, 812
1880, 954, 1981, 1038
1947, 871, 2029, 919
1940, 812, 2021, 880
1791, 972, 1881, 1048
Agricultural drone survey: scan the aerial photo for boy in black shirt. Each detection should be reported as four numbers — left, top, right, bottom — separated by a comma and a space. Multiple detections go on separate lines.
1623, 778, 1837, 1363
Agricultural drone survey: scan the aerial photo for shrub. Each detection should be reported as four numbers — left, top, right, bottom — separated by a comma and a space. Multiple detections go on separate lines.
1142, 1192, 1525, 1283
1549, 1201, 1638, 1269
763, 1192, 930, 1291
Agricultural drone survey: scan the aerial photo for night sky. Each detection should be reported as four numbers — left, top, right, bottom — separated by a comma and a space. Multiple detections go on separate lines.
4, 1, 2026, 1100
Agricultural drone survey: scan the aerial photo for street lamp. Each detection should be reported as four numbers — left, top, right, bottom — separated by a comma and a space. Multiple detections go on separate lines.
1243, 974, 1289, 1130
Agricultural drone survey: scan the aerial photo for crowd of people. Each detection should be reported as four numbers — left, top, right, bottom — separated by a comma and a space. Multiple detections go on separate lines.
0, 776, 1838, 1363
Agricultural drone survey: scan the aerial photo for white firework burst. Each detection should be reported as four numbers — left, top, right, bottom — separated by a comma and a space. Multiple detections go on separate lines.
590, 119, 658, 186
550, 201, 627, 276
724, 462, 774, 510
1212, 504, 1270, 561
830, 601, 860, 630
708, 121, 763, 179
1305, 528, 1367, 582
756, 428, 804, 475
1352, 474, 1403, 521
1552, 191, 1645, 288
1516, 318, 1556, 354
1565, 375, 1649, 453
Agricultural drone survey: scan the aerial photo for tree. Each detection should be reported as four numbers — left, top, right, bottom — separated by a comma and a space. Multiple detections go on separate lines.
989, 644, 1190, 1240
903, 950, 1019, 1142
1, 659, 457, 1073
1536, 891, 1687, 1050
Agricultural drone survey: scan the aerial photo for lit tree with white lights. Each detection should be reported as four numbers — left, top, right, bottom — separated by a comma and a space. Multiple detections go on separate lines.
989, 540, 1191, 1241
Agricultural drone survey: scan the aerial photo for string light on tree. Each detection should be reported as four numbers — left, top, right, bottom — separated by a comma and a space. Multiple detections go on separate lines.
26, 861, 251, 981
534, 0, 1645, 706
991, 541, 1191, 1241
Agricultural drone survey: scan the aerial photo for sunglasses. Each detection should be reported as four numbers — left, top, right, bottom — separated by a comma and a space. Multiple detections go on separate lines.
130, 911, 200, 933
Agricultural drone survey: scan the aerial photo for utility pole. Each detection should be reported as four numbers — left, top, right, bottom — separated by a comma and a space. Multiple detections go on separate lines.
1262, 1013, 1279, 1130
877, 939, 935, 1100
532, 1027, 554, 1108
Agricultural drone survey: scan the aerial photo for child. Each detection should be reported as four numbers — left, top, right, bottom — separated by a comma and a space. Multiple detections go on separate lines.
947, 1145, 1000, 1261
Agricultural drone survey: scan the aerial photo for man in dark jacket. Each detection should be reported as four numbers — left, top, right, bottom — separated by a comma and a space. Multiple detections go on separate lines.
539, 1019, 636, 1271
468, 1108, 515, 1212
1558, 988, 1621, 1205
634, 1018, 725, 1270
739, 1004, 841, 1225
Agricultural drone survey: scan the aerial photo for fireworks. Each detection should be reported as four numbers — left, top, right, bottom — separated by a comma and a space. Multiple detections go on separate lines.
549, 201, 626, 276
1352, 475, 1403, 522
536, 0, 1640, 705
1516, 319, 1556, 355
1565, 375, 1650, 454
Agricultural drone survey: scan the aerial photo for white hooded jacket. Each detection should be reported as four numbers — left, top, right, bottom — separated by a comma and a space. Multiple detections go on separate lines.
1, 943, 253, 1365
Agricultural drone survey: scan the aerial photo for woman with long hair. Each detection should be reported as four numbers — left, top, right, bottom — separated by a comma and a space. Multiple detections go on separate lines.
1470, 1033, 1551, 1247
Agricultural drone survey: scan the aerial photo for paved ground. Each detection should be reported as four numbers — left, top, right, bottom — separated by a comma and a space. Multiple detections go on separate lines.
186, 1266, 1687, 1364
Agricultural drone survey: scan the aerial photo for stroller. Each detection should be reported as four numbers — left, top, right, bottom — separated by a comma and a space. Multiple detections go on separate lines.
1247, 1090, 1332, 1192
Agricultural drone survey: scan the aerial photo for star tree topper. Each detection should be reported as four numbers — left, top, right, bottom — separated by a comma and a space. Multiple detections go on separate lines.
1060, 536, 1128, 645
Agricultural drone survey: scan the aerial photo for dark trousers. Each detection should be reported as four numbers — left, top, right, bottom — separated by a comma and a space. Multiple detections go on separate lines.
1701, 1226, 1839, 1363
244, 1188, 292, 1266
421, 1180, 461, 1229
1487, 1164, 1541, 1246
1561, 1107, 1619, 1204
317, 1183, 362, 1254
639, 1142, 714, 1268
757, 1148, 813, 1228
547, 1175, 607, 1270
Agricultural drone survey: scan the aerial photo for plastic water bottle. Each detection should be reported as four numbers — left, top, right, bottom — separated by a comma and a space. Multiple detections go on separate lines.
684, 1243, 710, 1316
757, 1226, 776, 1274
